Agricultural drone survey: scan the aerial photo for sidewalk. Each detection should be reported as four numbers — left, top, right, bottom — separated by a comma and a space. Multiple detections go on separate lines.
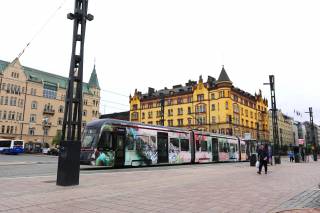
0, 160, 319, 213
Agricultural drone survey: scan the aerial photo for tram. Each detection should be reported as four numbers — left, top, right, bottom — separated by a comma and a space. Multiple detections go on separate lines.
80, 118, 248, 167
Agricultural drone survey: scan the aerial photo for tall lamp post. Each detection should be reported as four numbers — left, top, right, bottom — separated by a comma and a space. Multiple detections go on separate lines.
56, 0, 93, 186
305, 107, 317, 161
264, 75, 281, 164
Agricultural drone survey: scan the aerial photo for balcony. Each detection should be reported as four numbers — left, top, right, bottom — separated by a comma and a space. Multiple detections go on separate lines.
43, 122, 52, 128
43, 109, 55, 115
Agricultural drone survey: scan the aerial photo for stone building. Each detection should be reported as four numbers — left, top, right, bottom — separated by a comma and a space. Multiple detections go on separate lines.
269, 110, 295, 147
0, 58, 100, 148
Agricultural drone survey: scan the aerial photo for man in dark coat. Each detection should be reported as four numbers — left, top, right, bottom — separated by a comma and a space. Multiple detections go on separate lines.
257, 145, 268, 174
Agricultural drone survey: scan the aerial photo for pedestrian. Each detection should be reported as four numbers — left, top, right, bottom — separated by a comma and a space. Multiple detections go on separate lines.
288, 150, 294, 162
301, 149, 305, 162
257, 145, 268, 174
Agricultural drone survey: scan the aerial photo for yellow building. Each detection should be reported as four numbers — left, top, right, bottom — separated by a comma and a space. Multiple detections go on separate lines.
0, 58, 100, 149
130, 66, 269, 140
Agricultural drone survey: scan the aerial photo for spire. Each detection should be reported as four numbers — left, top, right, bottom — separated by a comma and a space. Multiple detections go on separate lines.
88, 63, 100, 89
217, 65, 231, 83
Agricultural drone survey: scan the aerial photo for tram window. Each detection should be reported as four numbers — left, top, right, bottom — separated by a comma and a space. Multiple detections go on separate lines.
241, 144, 246, 153
201, 141, 207, 151
136, 138, 143, 151
170, 138, 179, 149
180, 139, 189, 151
230, 144, 236, 153
196, 140, 200, 151
99, 131, 112, 150
127, 137, 134, 150
223, 143, 230, 153
219, 142, 223, 152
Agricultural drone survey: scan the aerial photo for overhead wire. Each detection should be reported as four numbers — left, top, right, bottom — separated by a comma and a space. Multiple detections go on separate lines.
16, 0, 69, 60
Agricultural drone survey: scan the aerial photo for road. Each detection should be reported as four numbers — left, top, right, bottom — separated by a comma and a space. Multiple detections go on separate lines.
0, 153, 249, 178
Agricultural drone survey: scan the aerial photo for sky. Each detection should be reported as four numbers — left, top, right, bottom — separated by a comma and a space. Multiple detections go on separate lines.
1, 0, 320, 124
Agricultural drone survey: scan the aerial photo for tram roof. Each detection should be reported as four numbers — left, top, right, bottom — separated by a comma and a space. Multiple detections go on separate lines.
86, 119, 243, 140
86, 118, 191, 133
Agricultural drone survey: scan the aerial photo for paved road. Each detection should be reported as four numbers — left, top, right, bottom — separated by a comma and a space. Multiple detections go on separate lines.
0, 156, 319, 212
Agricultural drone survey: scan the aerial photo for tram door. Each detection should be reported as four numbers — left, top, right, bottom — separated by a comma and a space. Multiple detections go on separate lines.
114, 130, 125, 168
212, 138, 219, 162
157, 132, 168, 163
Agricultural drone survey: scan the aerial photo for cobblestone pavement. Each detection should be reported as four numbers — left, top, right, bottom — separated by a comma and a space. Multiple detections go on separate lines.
0, 159, 319, 213
274, 189, 320, 212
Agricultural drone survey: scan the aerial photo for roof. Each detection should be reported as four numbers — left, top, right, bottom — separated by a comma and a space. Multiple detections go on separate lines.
88, 65, 100, 89
0, 59, 95, 94
217, 66, 232, 83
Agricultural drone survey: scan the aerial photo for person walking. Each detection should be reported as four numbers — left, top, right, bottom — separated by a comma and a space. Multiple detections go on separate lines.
288, 150, 294, 162
257, 145, 268, 174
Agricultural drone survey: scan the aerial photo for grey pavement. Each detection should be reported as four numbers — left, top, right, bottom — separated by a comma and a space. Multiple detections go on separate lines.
0, 157, 319, 213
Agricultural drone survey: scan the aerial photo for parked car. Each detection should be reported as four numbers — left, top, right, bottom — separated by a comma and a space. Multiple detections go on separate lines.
47, 147, 59, 156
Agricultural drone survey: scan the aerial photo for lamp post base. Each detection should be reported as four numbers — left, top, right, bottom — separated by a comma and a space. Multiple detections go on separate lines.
56, 140, 81, 186
274, 156, 281, 164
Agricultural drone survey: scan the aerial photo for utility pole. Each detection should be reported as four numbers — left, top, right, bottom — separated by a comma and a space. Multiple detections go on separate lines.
56, 0, 93, 186
264, 75, 281, 164
305, 107, 317, 161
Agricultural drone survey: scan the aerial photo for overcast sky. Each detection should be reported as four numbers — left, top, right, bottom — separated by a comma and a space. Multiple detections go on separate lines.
1, 0, 319, 124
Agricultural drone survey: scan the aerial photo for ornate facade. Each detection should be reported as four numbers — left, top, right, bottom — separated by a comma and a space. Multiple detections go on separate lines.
0, 58, 100, 147
130, 66, 269, 140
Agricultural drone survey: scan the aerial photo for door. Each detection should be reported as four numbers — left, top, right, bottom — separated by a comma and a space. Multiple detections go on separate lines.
212, 138, 219, 162
157, 132, 168, 163
114, 130, 126, 168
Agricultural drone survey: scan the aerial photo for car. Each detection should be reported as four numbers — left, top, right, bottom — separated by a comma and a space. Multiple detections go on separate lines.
42, 148, 50, 154
47, 147, 59, 156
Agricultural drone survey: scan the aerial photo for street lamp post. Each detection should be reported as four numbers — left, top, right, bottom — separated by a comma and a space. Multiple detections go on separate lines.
264, 75, 281, 164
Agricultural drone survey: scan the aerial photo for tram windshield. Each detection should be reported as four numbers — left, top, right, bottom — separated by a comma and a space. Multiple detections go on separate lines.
82, 128, 98, 148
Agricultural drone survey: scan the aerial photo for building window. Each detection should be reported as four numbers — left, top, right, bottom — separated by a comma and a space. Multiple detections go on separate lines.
212, 116, 216, 124
178, 119, 184, 126
245, 109, 248, 117
148, 111, 153, 119
177, 98, 183, 104
1, 125, 4, 133
188, 118, 192, 125
4, 96, 8, 105
31, 101, 37, 109
58, 118, 63, 125
133, 104, 138, 110
28, 128, 35, 135
219, 91, 225, 98
188, 107, 192, 114
43, 88, 56, 99
225, 101, 229, 110
44, 128, 49, 136
131, 112, 138, 120
197, 94, 204, 101
142, 112, 145, 119
6, 126, 10, 134
196, 104, 206, 113
168, 109, 173, 116
58, 105, 64, 113
211, 93, 215, 100
30, 114, 36, 123
31, 88, 37, 96
148, 103, 153, 109
187, 96, 192, 103
167, 99, 172, 106
82, 121, 86, 127
168, 120, 173, 126
178, 108, 183, 115
83, 110, 87, 116
211, 104, 215, 111
196, 117, 206, 125
0, 96, 3, 105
